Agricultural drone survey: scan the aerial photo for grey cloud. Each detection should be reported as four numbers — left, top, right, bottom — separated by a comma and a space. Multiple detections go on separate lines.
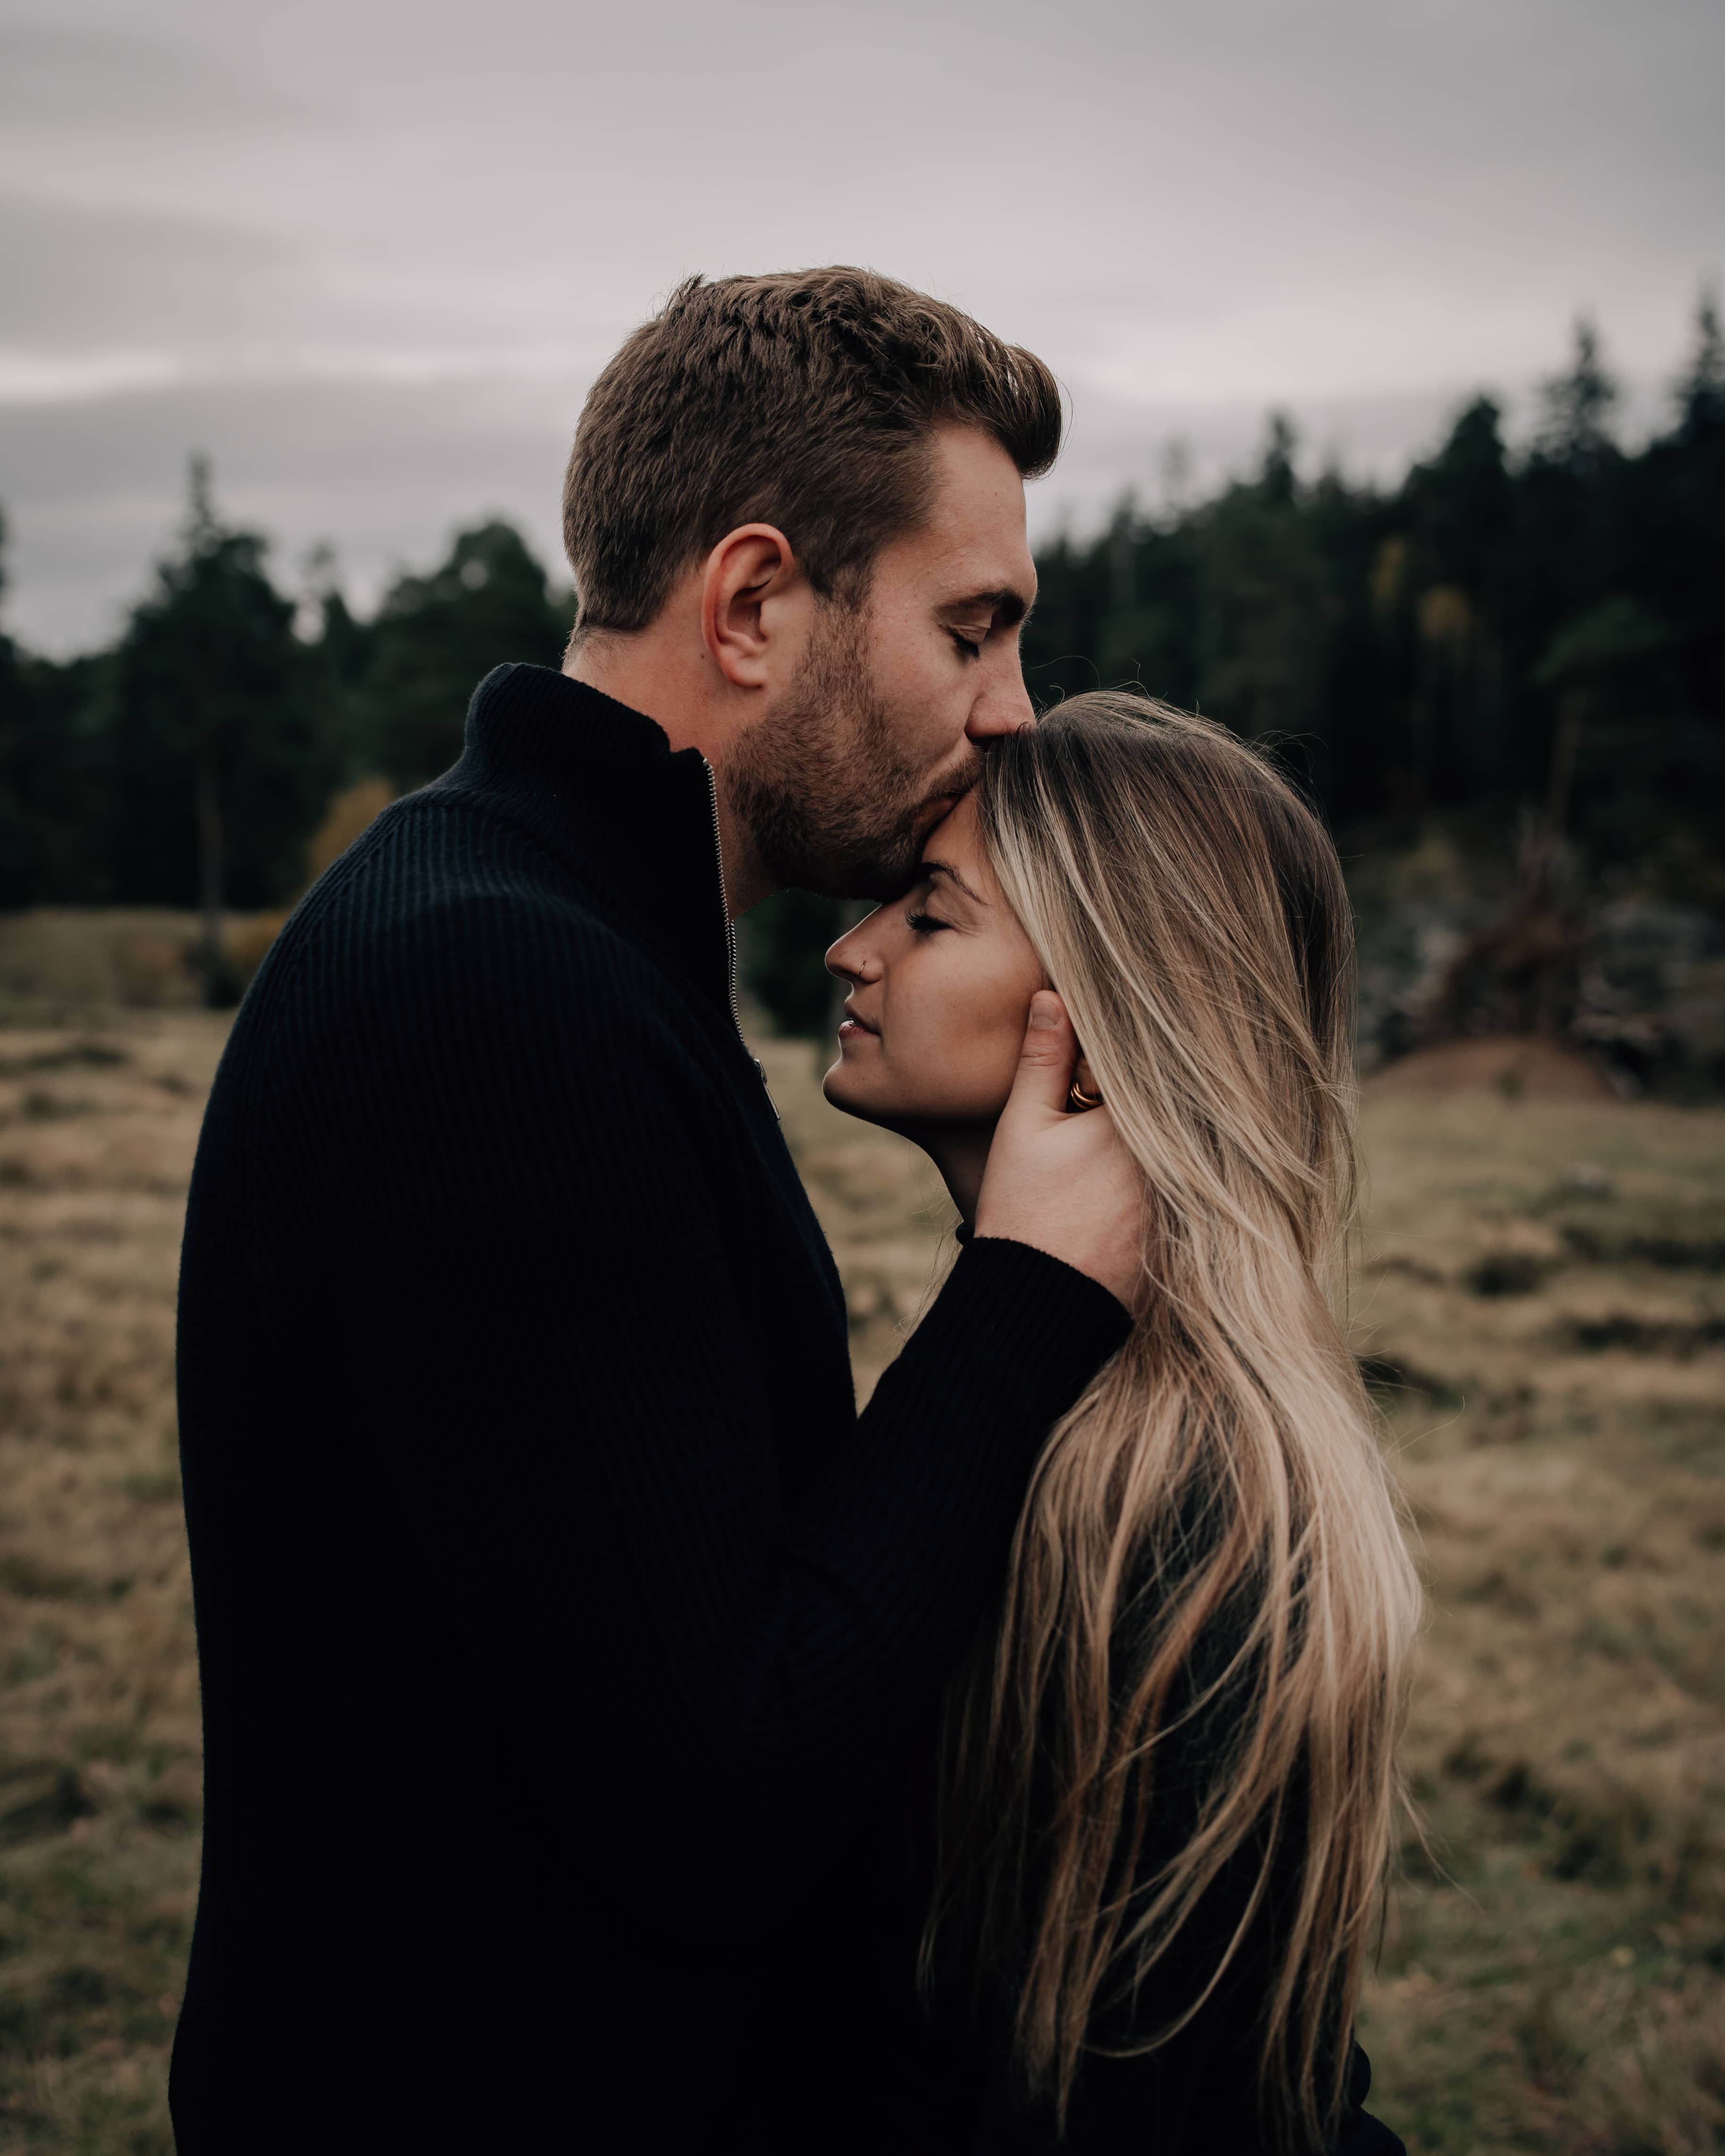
0, 372, 581, 651
6, 359, 1676, 658
0, 22, 307, 128
0, 193, 295, 346
0, 0, 1717, 648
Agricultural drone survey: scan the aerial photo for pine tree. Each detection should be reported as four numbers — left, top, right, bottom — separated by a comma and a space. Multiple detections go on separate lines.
363, 521, 575, 789
110, 460, 336, 998
0, 511, 32, 905
1536, 318, 1618, 466
1675, 287, 1725, 439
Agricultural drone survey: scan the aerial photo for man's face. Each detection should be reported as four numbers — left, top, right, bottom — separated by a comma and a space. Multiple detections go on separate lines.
725, 424, 1038, 899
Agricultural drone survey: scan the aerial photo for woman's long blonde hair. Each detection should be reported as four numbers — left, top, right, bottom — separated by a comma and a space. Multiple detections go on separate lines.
930, 693, 1421, 2145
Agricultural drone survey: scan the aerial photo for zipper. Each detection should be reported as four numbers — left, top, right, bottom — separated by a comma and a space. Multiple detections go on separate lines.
702, 756, 779, 1121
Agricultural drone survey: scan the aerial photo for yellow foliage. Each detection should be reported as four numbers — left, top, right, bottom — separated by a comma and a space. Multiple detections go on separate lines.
220, 912, 288, 989
1370, 535, 1409, 615
303, 778, 397, 887
223, 778, 399, 989
1418, 584, 1473, 647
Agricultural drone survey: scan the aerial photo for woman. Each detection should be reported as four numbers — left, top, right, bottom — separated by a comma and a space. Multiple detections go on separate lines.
823, 693, 1421, 2154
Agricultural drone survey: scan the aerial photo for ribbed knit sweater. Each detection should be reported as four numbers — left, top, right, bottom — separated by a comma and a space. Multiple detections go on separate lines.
169, 665, 1134, 2153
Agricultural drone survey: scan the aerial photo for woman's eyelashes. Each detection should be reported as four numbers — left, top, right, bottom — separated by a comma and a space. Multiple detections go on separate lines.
905, 907, 953, 936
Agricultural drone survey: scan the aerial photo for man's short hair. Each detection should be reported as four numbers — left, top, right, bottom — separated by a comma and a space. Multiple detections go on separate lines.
563, 267, 1062, 639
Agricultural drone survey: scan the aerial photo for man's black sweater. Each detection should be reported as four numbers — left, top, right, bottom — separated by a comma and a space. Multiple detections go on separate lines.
170, 665, 1133, 2152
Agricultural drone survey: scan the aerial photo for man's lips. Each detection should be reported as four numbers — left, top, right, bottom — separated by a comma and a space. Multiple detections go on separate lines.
918, 786, 967, 827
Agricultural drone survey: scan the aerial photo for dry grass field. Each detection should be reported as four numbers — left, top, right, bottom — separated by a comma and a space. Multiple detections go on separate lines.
0, 1006, 1721, 2154
0, 1013, 225, 2154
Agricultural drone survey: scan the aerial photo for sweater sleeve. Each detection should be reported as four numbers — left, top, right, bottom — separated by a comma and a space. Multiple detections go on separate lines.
246, 885, 1129, 1929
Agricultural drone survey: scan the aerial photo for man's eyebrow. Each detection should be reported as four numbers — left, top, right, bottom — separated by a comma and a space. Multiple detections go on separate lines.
944, 587, 1032, 630
918, 858, 988, 905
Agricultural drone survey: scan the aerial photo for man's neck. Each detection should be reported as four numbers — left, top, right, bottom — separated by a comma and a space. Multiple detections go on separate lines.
566, 637, 770, 917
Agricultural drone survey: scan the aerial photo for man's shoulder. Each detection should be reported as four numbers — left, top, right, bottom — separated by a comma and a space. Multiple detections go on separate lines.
262, 788, 660, 1008
199, 790, 744, 1209
298, 786, 593, 925
219, 789, 726, 1128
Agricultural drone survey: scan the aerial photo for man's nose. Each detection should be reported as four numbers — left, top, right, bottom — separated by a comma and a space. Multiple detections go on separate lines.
964, 660, 1036, 740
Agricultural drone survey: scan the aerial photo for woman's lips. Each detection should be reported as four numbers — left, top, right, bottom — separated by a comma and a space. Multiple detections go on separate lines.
838, 1007, 879, 1040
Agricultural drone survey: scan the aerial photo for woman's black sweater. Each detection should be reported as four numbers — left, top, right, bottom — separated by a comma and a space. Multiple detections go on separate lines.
169, 665, 1136, 2153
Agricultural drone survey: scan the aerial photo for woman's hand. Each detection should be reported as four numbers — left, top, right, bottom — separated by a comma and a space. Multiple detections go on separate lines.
972, 991, 1143, 1308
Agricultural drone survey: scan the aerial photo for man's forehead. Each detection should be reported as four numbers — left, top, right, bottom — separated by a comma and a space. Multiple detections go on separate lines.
922, 428, 1030, 525
910, 523, 1036, 608
875, 427, 1037, 604
884, 534, 1036, 615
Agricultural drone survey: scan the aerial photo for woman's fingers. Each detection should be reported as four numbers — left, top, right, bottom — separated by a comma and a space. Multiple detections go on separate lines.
1003, 990, 1078, 1121
974, 992, 1143, 1306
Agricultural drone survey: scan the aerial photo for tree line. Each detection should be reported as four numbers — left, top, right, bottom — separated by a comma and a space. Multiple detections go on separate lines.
0, 478, 573, 917
1033, 304, 1724, 885
0, 303, 1720, 1029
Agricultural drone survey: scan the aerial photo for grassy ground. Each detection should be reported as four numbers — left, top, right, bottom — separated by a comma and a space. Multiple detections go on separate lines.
0, 1013, 1720, 2152
1349, 1092, 1725, 2155
0, 1015, 223, 2154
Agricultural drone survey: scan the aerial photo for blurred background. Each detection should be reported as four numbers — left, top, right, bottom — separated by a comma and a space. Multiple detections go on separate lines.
0, 2, 1722, 2151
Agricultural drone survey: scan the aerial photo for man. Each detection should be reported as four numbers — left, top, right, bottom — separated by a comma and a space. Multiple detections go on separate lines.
170, 269, 1140, 2152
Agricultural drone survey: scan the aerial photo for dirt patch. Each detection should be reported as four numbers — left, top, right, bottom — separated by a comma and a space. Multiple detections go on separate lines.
1368, 1034, 1616, 1100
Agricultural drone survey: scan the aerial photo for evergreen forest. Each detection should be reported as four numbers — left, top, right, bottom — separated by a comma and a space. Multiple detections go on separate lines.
1, 308, 1721, 1059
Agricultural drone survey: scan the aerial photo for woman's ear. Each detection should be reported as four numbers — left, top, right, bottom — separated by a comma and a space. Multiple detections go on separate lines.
1067, 1049, 1104, 1111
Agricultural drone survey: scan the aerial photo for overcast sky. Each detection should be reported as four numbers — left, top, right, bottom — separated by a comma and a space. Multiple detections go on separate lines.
2, 0, 1720, 651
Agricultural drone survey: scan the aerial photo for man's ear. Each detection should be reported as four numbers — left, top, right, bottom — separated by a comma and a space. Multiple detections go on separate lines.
701, 524, 804, 690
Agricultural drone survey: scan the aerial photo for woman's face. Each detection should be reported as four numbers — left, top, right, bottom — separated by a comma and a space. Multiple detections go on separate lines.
821, 791, 1048, 1132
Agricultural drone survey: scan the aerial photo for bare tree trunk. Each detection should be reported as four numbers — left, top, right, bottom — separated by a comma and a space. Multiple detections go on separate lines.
1544, 684, 1585, 848
1519, 683, 1586, 906
195, 736, 225, 1005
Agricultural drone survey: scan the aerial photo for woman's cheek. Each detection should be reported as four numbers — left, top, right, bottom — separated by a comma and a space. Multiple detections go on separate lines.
955, 980, 1030, 1116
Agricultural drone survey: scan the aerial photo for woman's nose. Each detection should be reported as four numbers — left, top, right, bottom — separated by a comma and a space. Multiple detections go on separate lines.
825, 934, 879, 983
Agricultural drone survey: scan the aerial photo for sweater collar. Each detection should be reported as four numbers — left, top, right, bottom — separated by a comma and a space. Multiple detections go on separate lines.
431, 663, 737, 1027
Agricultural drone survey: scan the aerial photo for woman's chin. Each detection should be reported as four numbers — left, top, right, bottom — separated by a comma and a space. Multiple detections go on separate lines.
821, 1061, 868, 1115
822, 1061, 896, 1132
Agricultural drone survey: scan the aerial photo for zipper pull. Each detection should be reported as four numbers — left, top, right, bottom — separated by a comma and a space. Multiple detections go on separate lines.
753, 1057, 781, 1121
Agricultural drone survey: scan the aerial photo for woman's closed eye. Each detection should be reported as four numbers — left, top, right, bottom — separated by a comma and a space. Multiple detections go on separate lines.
905, 907, 953, 936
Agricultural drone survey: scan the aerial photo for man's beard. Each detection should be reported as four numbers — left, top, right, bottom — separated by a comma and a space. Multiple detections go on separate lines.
726, 602, 981, 900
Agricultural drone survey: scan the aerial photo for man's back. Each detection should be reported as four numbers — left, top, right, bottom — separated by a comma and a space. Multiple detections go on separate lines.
172, 672, 830, 2143
171, 667, 1130, 2150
